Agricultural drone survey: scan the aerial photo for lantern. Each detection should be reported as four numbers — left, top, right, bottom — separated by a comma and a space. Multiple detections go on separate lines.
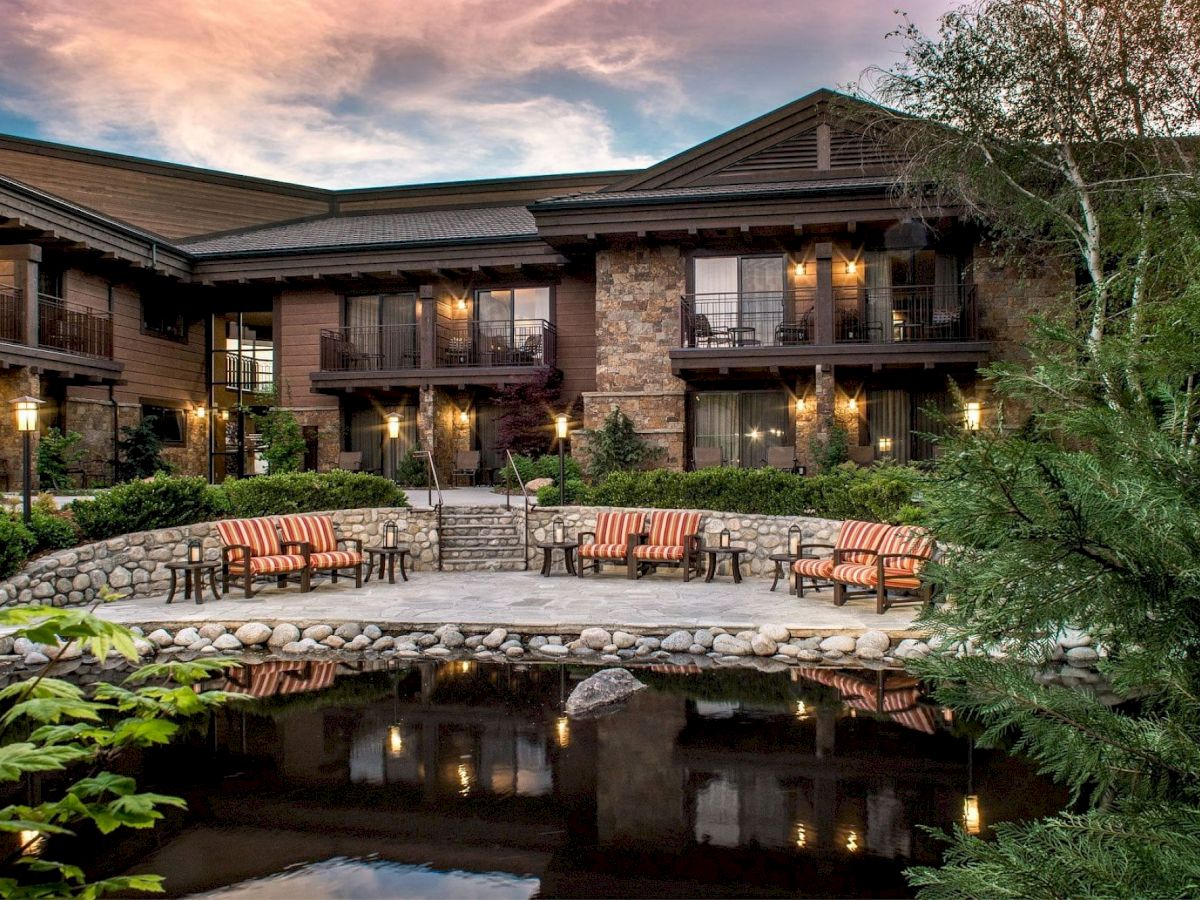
788, 524, 803, 557
387, 724, 404, 756
187, 538, 203, 564
719, 528, 731, 549
383, 519, 398, 549
963, 795, 982, 835
386, 413, 402, 440
877, 435, 893, 456
552, 515, 566, 545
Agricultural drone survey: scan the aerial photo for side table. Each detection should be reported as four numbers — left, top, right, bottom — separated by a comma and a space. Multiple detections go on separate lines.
365, 546, 410, 584
165, 561, 222, 605
701, 545, 748, 583
768, 552, 798, 592
537, 541, 579, 576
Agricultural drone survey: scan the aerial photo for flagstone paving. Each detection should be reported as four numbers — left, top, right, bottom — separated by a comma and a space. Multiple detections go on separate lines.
96, 568, 924, 636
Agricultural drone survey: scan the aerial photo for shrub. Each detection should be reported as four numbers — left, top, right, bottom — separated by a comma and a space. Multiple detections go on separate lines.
809, 423, 850, 472
504, 453, 583, 489
255, 407, 307, 474
583, 407, 662, 480
222, 470, 406, 518
71, 475, 228, 541
393, 451, 431, 487
0, 517, 36, 579
116, 416, 171, 481
28, 510, 79, 551
535, 478, 592, 507
36, 427, 85, 491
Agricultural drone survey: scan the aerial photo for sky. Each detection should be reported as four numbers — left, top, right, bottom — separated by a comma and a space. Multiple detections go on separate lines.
0, 0, 957, 189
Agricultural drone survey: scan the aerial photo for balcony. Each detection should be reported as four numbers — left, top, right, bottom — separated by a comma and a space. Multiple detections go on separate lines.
0, 287, 22, 345
673, 284, 987, 376
314, 318, 557, 391
38, 294, 113, 359
0, 290, 121, 382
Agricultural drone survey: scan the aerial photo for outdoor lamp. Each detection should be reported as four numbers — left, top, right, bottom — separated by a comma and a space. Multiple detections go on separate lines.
194, 405, 207, 419
845, 260, 857, 275
796, 395, 806, 413
386, 413, 402, 440
719, 527, 731, 549
877, 436, 894, 456
788, 524, 803, 557
847, 396, 858, 414
964, 401, 982, 431
458, 409, 469, 426
383, 519, 398, 549
963, 795, 982, 835
186, 538, 203, 564
12, 396, 40, 433
555, 414, 569, 506
11, 396, 43, 525
794, 261, 806, 277
555, 414, 568, 440
552, 515, 566, 544
219, 409, 229, 422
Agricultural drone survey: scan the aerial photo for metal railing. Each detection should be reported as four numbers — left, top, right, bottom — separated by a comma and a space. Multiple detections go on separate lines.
0, 287, 22, 344
222, 351, 275, 393
412, 449, 443, 571
503, 449, 531, 571
37, 294, 113, 359
680, 290, 816, 348
436, 318, 556, 368
319, 324, 420, 371
833, 284, 978, 343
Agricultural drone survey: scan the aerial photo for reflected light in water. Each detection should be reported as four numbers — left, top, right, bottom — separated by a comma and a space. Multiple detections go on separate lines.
457, 661, 474, 675
963, 795, 982, 835
555, 716, 570, 748
794, 701, 809, 719
794, 822, 808, 849
387, 725, 403, 757
845, 830, 860, 853
457, 763, 472, 796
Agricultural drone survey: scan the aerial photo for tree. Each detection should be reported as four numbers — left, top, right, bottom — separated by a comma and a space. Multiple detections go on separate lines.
115, 418, 170, 482
494, 369, 563, 458
254, 407, 306, 474
583, 407, 662, 481
35, 429, 84, 492
0, 594, 237, 897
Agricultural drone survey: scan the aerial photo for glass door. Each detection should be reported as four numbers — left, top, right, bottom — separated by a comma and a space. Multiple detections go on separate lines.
692, 390, 790, 468
209, 310, 274, 481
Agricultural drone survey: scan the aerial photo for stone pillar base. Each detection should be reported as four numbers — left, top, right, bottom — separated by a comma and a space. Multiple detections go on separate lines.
582, 390, 686, 471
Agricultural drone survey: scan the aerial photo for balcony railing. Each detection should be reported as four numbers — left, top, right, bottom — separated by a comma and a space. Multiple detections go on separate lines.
37, 294, 113, 359
436, 318, 556, 369
0, 287, 22, 345
320, 324, 420, 371
833, 284, 978, 343
680, 290, 817, 348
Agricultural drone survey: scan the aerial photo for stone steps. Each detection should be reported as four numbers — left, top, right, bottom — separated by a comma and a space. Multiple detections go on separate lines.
438, 510, 527, 571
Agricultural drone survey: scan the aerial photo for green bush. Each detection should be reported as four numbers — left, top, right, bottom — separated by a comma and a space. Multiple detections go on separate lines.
255, 407, 307, 474
116, 416, 171, 481
587, 464, 924, 522
223, 470, 406, 518
583, 407, 661, 480
393, 450, 431, 487
504, 453, 583, 489
28, 510, 79, 551
36, 427, 85, 491
70, 475, 229, 541
536, 478, 592, 507
0, 517, 36, 579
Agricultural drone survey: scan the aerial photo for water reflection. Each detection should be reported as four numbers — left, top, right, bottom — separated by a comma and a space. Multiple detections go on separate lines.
86, 659, 1066, 898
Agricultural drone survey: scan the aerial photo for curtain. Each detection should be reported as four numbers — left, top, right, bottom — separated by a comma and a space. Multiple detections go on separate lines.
348, 406, 382, 476
865, 251, 891, 340
912, 389, 952, 461
739, 391, 789, 468
868, 388, 912, 465
934, 254, 960, 315
380, 293, 416, 367
694, 392, 739, 466
739, 257, 784, 344
693, 257, 739, 333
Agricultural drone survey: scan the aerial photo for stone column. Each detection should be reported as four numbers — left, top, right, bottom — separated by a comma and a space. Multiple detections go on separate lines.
417, 384, 437, 458
0, 368, 41, 493
0, 244, 41, 346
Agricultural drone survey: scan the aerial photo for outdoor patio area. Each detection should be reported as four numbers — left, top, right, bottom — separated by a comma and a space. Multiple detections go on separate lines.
96, 568, 924, 635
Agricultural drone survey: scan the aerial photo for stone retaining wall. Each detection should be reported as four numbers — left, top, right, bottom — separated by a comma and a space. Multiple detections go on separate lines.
526, 506, 840, 577
0, 507, 437, 608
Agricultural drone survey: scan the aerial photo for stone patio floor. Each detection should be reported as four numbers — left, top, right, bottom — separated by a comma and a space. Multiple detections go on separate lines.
96, 568, 924, 636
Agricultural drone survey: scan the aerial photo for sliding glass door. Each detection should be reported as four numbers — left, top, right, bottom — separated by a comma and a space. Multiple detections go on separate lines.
692, 390, 790, 468
345, 293, 417, 368
692, 256, 785, 346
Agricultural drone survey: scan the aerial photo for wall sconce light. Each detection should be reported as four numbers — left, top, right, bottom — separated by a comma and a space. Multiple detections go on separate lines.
456, 297, 467, 312
964, 401, 982, 431
794, 261, 806, 277
219, 409, 230, 422
847, 396, 859, 414
193, 405, 207, 420
963, 795, 982, 835
458, 409, 469, 425
845, 260, 858, 275
877, 435, 893, 455
796, 396, 806, 413
386, 413, 402, 440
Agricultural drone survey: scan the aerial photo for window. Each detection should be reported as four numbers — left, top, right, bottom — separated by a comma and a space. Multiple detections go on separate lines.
475, 287, 551, 327
344, 293, 418, 369
691, 256, 785, 345
140, 404, 186, 445
692, 390, 790, 468
38, 265, 63, 299
141, 294, 188, 343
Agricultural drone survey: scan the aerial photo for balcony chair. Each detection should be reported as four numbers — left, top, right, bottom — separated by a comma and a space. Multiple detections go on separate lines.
577, 511, 645, 577
630, 510, 704, 581
276, 513, 364, 589
693, 446, 722, 469
215, 517, 310, 598
514, 333, 543, 365
693, 314, 730, 348
442, 336, 471, 366
791, 519, 893, 597
453, 450, 481, 486
338, 451, 363, 472
775, 319, 809, 345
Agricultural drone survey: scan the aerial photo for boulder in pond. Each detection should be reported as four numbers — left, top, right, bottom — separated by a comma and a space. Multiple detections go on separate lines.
565, 668, 647, 717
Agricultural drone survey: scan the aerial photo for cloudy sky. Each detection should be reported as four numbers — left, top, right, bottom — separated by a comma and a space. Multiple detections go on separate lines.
0, 0, 956, 189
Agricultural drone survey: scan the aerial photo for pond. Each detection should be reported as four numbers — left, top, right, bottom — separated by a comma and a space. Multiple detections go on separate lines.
32, 660, 1067, 898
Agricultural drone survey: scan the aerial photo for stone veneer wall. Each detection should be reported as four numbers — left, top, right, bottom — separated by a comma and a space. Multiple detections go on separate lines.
527, 506, 840, 577
0, 507, 438, 608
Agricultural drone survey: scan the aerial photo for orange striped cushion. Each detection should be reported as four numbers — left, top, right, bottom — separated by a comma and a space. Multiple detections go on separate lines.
876, 526, 934, 575
579, 542, 630, 560
633, 544, 685, 561
228, 554, 308, 575
836, 520, 891, 564
216, 518, 281, 558
277, 514, 338, 553
646, 511, 702, 548
793, 557, 835, 578
831, 562, 922, 590
594, 512, 645, 546
309, 550, 362, 569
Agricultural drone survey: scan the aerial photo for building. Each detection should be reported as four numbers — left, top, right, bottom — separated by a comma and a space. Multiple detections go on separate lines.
0, 90, 1060, 488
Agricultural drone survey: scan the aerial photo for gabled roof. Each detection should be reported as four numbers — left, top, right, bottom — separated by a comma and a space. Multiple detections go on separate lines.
531, 176, 895, 210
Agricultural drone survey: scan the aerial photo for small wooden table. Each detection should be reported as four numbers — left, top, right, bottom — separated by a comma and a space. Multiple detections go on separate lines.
702, 545, 748, 583
365, 546, 410, 584
768, 552, 799, 592
165, 561, 221, 605
537, 540, 579, 576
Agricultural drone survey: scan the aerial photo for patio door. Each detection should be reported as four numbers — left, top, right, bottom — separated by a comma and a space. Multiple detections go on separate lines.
692, 389, 790, 468
345, 293, 417, 368
693, 256, 784, 345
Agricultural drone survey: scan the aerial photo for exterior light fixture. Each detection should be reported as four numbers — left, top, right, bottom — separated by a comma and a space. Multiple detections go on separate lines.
555, 414, 570, 505
456, 297, 467, 312
386, 412, 402, 440
796, 396, 806, 413
555, 414, 569, 440
11, 396, 43, 524
845, 260, 858, 275
794, 700, 809, 719
219, 409, 229, 422
719, 527, 732, 549
458, 409, 469, 425
194, 405, 207, 419
963, 795, 982, 835
847, 396, 858, 414
965, 401, 982, 431
788, 524, 803, 557
383, 519, 399, 549
12, 396, 41, 433
877, 436, 894, 456
187, 538, 203, 564
552, 515, 566, 544
794, 261, 806, 277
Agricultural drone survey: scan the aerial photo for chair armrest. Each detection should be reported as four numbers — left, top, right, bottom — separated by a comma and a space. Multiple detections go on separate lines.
578, 530, 597, 546
627, 532, 648, 553
879, 552, 932, 565
222, 544, 251, 565
281, 540, 311, 561
338, 537, 364, 553
834, 546, 880, 564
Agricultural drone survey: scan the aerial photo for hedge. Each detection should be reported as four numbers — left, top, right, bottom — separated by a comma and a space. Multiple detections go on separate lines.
541, 464, 925, 524
0, 518, 36, 580
222, 470, 406, 518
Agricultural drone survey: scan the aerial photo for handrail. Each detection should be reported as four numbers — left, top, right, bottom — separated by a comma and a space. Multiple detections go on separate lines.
503, 449, 531, 571
413, 450, 443, 571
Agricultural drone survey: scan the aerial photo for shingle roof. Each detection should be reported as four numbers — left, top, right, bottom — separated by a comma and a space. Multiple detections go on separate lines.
533, 176, 897, 208
181, 206, 538, 256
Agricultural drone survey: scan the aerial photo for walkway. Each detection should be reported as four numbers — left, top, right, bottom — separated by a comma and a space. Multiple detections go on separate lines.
97, 569, 923, 635
403, 486, 515, 507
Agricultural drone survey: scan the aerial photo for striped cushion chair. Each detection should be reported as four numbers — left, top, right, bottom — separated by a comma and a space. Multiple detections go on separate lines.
631, 510, 704, 581
792, 519, 892, 597
578, 511, 645, 577
215, 517, 310, 598
830, 524, 935, 614
277, 513, 364, 589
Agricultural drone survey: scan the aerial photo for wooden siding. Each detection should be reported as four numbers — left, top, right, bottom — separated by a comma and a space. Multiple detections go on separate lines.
335, 172, 624, 215
555, 268, 596, 400
0, 146, 330, 240
277, 287, 340, 409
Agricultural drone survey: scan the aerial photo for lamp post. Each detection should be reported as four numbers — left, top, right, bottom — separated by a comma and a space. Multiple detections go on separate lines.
555, 414, 569, 506
11, 396, 43, 524
386, 412, 401, 483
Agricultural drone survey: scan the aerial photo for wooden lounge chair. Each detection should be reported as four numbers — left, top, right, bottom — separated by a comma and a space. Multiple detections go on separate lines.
766, 446, 796, 471
453, 450, 481, 486
577, 511, 645, 577
791, 519, 893, 597
215, 517, 310, 598
831, 525, 935, 614
277, 513, 364, 589
693, 446, 722, 469
338, 451, 363, 472
630, 510, 704, 581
